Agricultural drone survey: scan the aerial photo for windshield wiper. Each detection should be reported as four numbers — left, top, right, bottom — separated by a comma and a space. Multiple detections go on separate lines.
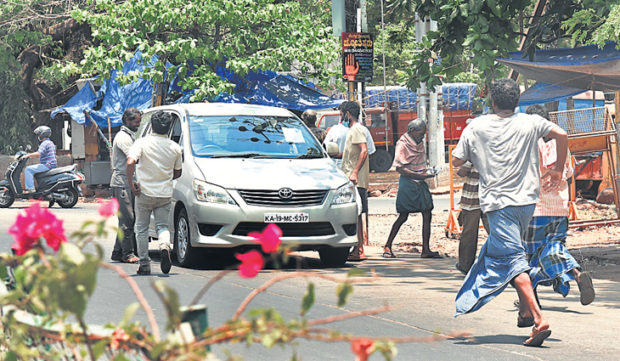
295, 154, 324, 159
209, 153, 272, 158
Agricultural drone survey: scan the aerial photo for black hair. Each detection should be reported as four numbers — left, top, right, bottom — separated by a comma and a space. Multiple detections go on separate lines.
339, 101, 360, 120
301, 110, 317, 127
490, 78, 520, 111
525, 104, 549, 119
122, 108, 142, 125
151, 111, 173, 135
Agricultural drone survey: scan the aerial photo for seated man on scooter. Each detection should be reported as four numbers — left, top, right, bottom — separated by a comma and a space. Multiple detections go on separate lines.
23, 126, 57, 193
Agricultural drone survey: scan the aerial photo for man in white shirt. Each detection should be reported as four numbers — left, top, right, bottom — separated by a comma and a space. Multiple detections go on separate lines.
127, 111, 183, 275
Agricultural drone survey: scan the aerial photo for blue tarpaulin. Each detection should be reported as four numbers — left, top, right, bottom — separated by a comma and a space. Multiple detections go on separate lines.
53, 56, 343, 127
498, 42, 620, 91
365, 83, 478, 111
518, 82, 585, 106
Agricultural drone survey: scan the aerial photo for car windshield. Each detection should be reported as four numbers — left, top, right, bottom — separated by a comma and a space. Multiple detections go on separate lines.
188, 115, 325, 158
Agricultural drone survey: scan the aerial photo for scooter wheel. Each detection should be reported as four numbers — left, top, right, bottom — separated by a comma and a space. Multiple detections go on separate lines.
0, 187, 15, 208
57, 188, 79, 208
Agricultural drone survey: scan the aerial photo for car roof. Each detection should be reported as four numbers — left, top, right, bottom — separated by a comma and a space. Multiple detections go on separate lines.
148, 103, 294, 117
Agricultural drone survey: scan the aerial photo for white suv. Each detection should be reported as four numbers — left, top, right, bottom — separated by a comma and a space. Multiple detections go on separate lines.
138, 103, 358, 267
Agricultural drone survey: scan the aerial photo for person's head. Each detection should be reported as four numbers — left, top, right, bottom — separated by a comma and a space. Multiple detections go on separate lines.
339, 101, 361, 127
122, 108, 142, 132
301, 109, 317, 128
151, 111, 173, 135
525, 104, 549, 119
33, 125, 52, 142
489, 78, 520, 112
407, 118, 426, 144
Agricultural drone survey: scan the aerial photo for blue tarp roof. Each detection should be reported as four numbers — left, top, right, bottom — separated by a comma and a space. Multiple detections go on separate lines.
365, 83, 478, 111
518, 82, 585, 106
498, 41, 620, 92
53, 55, 342, 127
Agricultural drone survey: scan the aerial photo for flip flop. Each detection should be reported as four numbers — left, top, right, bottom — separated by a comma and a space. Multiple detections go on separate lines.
420, 251, 442, 259
577, 272, 595, 305
517, 314, 535, 328
523, 325, 551, 347
121, 255, 139, 264
382, 251, 397, 258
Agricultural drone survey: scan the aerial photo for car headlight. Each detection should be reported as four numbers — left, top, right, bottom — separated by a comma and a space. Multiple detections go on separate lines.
331, 182, 357, 205
193, 179, 237, 205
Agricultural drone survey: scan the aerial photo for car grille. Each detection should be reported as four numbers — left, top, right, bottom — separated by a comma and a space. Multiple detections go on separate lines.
237, 189, 328, 207
233, 222, 335, 237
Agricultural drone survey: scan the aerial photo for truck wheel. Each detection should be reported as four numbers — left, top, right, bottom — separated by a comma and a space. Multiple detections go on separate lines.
319, 246, 351, 267
370, 149, 393, 172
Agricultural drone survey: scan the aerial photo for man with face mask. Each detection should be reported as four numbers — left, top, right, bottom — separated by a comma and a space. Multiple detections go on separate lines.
382, 118, 439, 259
110, 108, 141, 263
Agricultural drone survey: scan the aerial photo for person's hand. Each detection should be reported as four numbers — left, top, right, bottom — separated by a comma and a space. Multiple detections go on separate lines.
344, 54, 359, 81
131, 181, 141, 196
457, 166, 469, 177
349, 172, 358, 185
541, 169, 562, 192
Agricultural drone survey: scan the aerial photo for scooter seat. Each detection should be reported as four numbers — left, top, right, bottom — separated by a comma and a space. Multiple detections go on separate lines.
35, 165, 77, 179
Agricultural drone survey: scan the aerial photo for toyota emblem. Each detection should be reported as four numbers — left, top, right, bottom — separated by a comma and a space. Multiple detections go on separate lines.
278, 187, 293, 199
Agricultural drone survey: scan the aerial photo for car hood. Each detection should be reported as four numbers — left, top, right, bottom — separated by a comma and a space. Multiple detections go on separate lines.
193, 158, 349, 190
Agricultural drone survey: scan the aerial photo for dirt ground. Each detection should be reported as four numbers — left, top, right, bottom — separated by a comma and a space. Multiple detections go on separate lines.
367, 171, 620, 282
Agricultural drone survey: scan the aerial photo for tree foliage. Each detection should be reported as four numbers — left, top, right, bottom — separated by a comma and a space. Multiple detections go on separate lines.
384, 0, 616, 91
68, 0, 340, 101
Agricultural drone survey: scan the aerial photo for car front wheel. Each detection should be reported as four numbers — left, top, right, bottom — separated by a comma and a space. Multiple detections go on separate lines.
174, 208, 201, 267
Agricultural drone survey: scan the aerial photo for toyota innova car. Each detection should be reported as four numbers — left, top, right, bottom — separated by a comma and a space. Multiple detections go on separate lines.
137, 103, 358, 267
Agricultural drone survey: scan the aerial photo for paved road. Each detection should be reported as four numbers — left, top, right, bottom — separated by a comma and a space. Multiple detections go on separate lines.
1, 201, 618, 360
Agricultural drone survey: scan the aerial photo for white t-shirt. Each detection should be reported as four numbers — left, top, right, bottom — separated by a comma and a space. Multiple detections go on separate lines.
324, 122, 375, 167
128, 133, 183, 198
452, 112, 558, 213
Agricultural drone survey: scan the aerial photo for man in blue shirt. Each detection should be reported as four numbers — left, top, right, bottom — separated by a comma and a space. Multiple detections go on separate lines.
24, 125, 57, 192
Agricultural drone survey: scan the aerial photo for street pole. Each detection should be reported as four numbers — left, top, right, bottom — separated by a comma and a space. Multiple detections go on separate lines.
415, 13, 427, 138
427, 19, 445, 168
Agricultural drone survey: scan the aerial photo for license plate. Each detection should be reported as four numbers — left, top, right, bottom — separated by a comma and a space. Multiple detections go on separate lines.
264, 212, 309, 223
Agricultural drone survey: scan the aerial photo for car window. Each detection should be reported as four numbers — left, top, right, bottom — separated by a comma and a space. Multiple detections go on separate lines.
137, 112, 152, 138
168, 114, 183, 144
318, 114, 340, 130
188, 115, 325, 158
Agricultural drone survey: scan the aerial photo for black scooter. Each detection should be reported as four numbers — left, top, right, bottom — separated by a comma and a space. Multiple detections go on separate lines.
0, 149, 84, 208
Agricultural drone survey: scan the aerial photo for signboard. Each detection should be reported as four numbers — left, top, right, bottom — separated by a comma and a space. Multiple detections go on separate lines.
342, 32, 373, 83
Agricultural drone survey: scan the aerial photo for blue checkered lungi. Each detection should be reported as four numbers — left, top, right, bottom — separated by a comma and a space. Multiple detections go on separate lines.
523, 216, 580, 297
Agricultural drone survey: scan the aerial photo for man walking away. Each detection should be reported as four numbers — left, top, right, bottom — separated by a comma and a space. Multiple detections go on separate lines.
452, 78, 568, 347
382, 119, 439, 259
110, 108, 141, 264
127, 111, 182, 275
455, 161, 489, 274
522, 104, 595, 308
340, 101, 369, 261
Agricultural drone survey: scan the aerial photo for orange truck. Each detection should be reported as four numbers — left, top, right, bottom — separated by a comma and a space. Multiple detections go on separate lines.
316, 84, 478, 172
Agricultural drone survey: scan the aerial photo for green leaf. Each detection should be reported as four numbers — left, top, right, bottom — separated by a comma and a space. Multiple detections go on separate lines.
300, 282, 315, 316
336, 283, 353, 307
346, 268, 367, 277
121, 302, 140, 327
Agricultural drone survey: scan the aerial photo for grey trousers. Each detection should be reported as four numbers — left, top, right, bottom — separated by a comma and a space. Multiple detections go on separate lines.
134, 194, 172, 267
111, 187, 137, 259
457, 209, 490, 273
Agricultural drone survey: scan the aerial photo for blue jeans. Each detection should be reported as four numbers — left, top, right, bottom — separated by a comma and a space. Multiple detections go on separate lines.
25, 163, 50, 190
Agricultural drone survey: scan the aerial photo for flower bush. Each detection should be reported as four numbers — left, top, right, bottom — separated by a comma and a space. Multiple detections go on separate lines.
0, 201, 463, 360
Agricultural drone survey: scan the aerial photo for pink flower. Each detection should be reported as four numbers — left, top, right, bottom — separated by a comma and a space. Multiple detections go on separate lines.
248, 223, 282, 253
235, 250, 264, 278
98, 198, 119, 218
110, 328, 130, 350
351, 337, 374, 361
8, 202, 66, 255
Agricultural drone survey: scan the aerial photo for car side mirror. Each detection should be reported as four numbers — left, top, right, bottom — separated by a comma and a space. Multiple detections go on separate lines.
325, 142, 339, 157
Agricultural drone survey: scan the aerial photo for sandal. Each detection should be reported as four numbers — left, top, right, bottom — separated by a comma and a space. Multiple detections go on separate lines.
121, 255, 139, 264
523, 324, 551, 347
517, 314, 535, 328
382, 251, 397, 258
577, 272, 595, 305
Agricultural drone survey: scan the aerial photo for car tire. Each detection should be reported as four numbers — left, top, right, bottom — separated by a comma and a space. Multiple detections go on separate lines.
174, 208, 201, 267
319, 246, 351, 268
369, 149, 393, 172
